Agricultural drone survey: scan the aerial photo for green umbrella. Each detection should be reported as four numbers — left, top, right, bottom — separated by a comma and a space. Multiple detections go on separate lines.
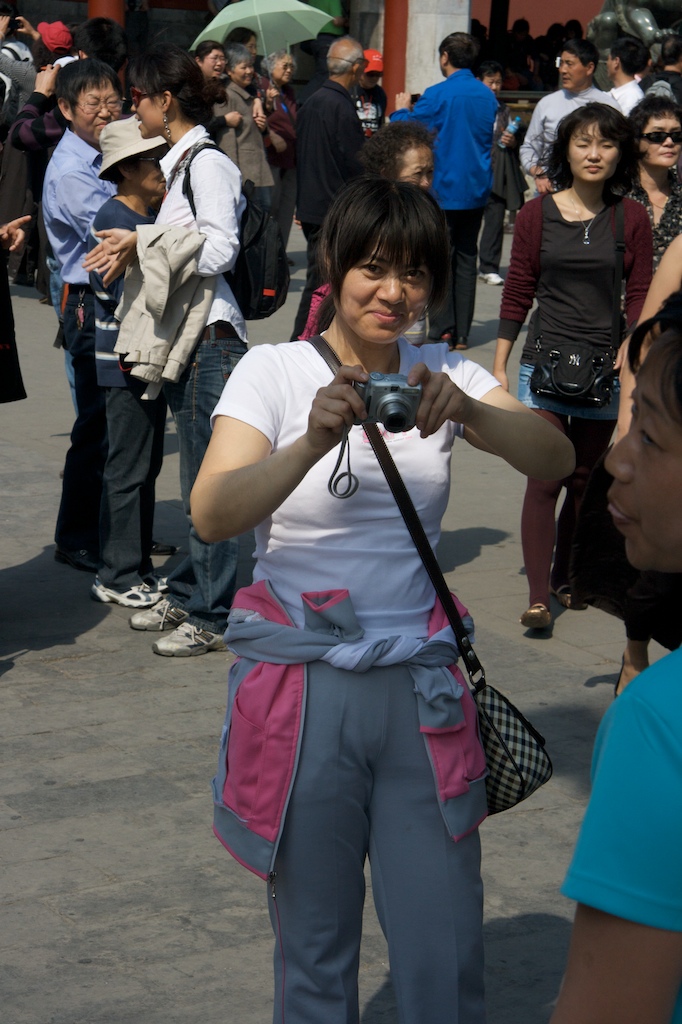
192, 0, 333, 56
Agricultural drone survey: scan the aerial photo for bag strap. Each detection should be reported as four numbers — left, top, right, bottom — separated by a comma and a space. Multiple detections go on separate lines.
179, 141, 220, 218
308, 334, 486, 692
612, 200, 625, 350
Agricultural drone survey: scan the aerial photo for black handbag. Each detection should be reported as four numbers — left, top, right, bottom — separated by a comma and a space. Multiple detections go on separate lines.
529, 201, 625, 408
309, 336, 553, 814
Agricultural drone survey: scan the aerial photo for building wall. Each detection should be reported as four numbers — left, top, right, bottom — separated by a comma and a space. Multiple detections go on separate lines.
352, 0, 471, 97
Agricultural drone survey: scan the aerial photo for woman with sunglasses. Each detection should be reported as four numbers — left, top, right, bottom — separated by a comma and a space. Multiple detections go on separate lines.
628, 95, 682, 269
86, 43, 247, 658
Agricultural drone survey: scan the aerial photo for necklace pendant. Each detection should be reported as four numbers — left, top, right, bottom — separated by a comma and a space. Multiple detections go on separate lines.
583, 231, 591, 245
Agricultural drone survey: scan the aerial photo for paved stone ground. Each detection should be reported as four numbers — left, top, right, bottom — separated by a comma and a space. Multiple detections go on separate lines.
1, 227, 662, 1024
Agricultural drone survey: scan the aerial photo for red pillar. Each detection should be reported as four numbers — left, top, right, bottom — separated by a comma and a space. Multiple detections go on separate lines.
87, 0, 125, 28
383, 0, 409, 114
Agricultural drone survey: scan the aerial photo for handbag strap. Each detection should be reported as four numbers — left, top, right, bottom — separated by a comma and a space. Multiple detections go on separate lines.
308, 334, 486, 692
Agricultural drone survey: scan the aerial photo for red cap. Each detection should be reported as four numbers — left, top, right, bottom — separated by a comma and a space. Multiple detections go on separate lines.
38, 21, 73, 56
363, 49, 383, 74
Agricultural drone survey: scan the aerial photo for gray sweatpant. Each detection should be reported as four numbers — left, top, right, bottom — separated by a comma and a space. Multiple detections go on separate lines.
268, 660, 486, 1024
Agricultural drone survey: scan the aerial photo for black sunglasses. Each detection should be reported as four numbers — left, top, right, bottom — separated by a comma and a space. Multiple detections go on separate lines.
640, 130, 682, 144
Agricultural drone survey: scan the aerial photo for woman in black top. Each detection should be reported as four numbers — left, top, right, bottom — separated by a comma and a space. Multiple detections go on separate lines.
493, 104, 652, 630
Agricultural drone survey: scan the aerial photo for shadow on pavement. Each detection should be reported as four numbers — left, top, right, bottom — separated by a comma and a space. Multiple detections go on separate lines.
359, 912, 571, 1023
0, 547, 109, 676
438, 526, 509, 571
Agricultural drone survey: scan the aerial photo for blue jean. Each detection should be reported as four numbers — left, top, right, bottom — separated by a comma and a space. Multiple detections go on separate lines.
517, 362, 619, 420
163, 333, 247, 632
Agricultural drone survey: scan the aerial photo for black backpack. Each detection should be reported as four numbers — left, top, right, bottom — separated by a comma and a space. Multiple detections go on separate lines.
181, 141, 290, 320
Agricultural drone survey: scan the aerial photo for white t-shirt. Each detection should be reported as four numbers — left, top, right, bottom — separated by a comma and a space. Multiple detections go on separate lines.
212, 338, 499, 638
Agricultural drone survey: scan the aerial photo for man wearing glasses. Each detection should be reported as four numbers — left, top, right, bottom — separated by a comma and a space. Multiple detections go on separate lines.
520, 38, 620, 196
42, 58, 122, 573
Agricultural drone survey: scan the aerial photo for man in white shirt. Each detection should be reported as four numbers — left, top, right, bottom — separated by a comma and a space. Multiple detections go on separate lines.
520, 38, 621, 194
607, 36, 648, 116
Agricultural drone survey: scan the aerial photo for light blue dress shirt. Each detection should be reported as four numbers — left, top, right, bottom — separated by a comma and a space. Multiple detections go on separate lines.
42, 127, 116, 285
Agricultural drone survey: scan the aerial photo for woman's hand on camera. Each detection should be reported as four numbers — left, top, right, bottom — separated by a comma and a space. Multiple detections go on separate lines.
408, 364, 472, 438
304, 365, 368, 457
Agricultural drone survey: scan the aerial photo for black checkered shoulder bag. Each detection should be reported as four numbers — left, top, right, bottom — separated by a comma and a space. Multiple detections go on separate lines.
309, 336, 553, 814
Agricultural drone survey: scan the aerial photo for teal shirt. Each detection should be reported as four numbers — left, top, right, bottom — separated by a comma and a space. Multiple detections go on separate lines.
562, 648, 682, 1022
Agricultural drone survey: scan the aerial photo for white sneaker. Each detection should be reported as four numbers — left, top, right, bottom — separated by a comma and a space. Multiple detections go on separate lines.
91, 578, 163, 608
478, 272, 504, 285
129, 598, 188, 631
152, 622, 226, 657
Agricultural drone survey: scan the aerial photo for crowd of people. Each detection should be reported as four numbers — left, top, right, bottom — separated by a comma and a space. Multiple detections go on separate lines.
2, 9, 682, 1024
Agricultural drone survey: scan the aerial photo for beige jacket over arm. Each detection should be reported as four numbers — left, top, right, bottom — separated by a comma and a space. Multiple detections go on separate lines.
114, 224, 217, 391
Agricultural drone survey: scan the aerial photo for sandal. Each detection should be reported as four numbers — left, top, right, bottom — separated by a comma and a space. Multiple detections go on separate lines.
519, 603, 552, 629
551, 585, 587, 611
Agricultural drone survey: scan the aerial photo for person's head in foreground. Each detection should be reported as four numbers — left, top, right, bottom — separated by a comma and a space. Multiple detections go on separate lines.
551, 293, 682, 1024
606, 292, 682, 572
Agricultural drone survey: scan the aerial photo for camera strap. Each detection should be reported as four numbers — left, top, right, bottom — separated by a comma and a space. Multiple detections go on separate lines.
308, 335, 486, 692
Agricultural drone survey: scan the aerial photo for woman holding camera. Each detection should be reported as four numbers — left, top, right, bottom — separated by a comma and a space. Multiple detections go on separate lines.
492, 103, 652, 630
192, 177, 573, 1024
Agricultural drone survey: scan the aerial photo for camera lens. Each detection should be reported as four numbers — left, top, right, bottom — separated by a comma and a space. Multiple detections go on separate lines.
377, 395, 412, 433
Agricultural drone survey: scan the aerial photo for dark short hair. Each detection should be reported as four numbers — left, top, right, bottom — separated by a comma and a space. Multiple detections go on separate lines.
360, 122, 434, 179
226, 26, 256, 46
317, 176, 450, 328
512, 19, 529, 34
194, 39, 224, 62
73, 17, 127, 72
477, 60, 503, 79
561, 38, 599, 70
439, 32, 479, 70
547, 102, 638, 199
56, 57, 122, 108
629, 93, 682, 139
661, 33, 682, 66
610, 36, 650, 76
129, 44, 225, 127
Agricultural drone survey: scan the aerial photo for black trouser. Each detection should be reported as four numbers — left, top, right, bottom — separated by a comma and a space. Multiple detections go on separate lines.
290, 221, 323, 341
429, 207, 484, 342
98, 380, 166, 590
478, 194, 506, 275
55, 290, 107, 556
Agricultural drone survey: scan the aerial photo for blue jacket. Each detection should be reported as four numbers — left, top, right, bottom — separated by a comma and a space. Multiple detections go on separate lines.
391, 69, 497, 210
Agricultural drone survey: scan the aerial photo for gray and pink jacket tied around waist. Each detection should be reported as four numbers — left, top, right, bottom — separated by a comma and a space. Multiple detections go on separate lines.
212, 581, 489, 879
